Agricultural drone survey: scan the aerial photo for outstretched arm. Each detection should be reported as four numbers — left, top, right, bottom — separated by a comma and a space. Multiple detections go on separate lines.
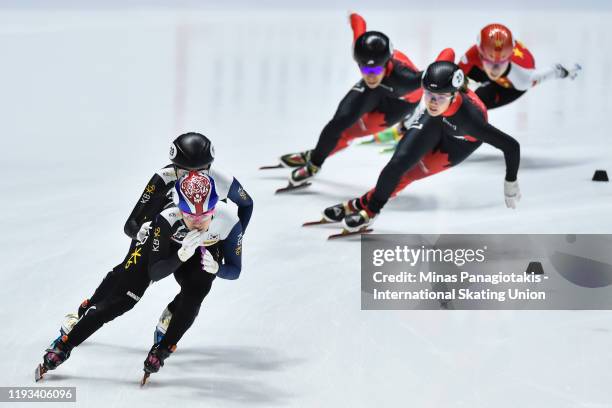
529, 63, 581, 87
458, 103, 520, 182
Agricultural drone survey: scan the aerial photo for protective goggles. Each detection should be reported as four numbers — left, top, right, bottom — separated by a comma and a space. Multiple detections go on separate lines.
359, 65, 385, 75
480, 53, 511, 66
181, 208, 215, 223
424, 90, 454, 103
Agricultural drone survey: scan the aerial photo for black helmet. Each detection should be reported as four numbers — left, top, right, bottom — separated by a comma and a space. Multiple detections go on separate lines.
169, 132, 215, 169
422, 61, 465, 94
353, 31, 393, 67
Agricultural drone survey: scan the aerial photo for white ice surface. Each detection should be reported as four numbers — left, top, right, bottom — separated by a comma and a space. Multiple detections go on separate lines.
0, 7, 611, 408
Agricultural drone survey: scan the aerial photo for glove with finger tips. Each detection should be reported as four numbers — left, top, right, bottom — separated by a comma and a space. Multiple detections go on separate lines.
201, 249, 219, 275
177, 230, 203, 262
504, 180, 521, 209
136, 221, 152, 243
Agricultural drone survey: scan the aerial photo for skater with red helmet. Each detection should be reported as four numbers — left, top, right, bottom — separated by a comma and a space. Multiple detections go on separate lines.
266, 12, 423, 192
459, 23, 581, 109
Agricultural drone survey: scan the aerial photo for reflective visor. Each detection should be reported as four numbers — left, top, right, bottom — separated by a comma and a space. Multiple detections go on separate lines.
359, 65, 385, 75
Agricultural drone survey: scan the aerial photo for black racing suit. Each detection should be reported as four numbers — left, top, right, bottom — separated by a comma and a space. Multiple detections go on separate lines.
87, 165, 251, 307
465, 66, 526, 109
65, 206, 243, 349
361, 90, 520, 214
310, 58, 423, 167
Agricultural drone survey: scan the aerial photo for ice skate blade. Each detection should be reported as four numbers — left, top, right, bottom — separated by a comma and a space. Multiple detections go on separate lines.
140, 372, 151, 387
34, 363, 48, 382
275, 182, 311, 194
259, 164, 284, 170
302, 219, 337, 226
327, 228, 374, 240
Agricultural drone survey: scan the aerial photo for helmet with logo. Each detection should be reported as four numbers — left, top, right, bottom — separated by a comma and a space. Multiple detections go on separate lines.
422, 61, 465, 94
169, 132, 215, 170
353, 31, 393, 67
477, 23, 514, 62
173, 171, 219, 215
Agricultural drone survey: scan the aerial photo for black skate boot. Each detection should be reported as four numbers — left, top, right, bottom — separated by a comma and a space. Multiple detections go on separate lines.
43, 335, 73, 370
143, 343, 176, 374
289, 161, 320, 186
141, 342, 176, 385
343, 209, 376, 232
323, 198, 364, 222
280, 150, 312, 168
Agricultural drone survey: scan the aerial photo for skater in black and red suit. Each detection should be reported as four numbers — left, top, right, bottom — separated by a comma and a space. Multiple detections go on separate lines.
321, 50, 522, 233
276, 12, 423, 188
459, 23, 581, 109
369, 23, 582, 150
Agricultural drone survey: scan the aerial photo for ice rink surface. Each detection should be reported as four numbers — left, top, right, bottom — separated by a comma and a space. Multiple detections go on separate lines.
1, 4, 611, 407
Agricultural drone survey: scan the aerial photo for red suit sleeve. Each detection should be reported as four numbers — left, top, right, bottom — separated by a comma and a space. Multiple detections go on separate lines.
349, 13, 367, 41
435, 48, 456, 63
458, 45, 480, 75
392, 50, 419, 72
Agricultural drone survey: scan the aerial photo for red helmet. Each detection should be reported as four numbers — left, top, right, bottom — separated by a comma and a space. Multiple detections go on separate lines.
477, 23, 514, 62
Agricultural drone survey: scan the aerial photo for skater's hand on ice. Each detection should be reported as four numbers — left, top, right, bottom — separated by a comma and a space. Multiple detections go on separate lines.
201, 249, 219, 274
504, 180, 521, 209
136, 221, 152, 243
555, 63, 581, 80
178, 230, 203, 262
554, 64, 569, 79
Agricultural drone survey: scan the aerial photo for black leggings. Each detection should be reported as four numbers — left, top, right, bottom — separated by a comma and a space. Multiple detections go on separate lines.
67, 263, 150, 347
160, 262, 216, 348
82, 242, 216, 349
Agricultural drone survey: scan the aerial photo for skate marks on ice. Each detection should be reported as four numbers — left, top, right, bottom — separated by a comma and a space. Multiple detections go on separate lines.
52, 342, 303, 405
385, 194, 499, 213
144, 345, 304, 405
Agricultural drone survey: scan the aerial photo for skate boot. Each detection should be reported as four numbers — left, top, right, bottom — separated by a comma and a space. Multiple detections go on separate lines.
77, 298, 90, 318
153, 306, 173, 344
323, 198, 364, 222
144, 343, 176, 374
43, 335, 73, 370
280, 150, 312, 168
289, 161, 320, 186
343, 209, 376, 232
